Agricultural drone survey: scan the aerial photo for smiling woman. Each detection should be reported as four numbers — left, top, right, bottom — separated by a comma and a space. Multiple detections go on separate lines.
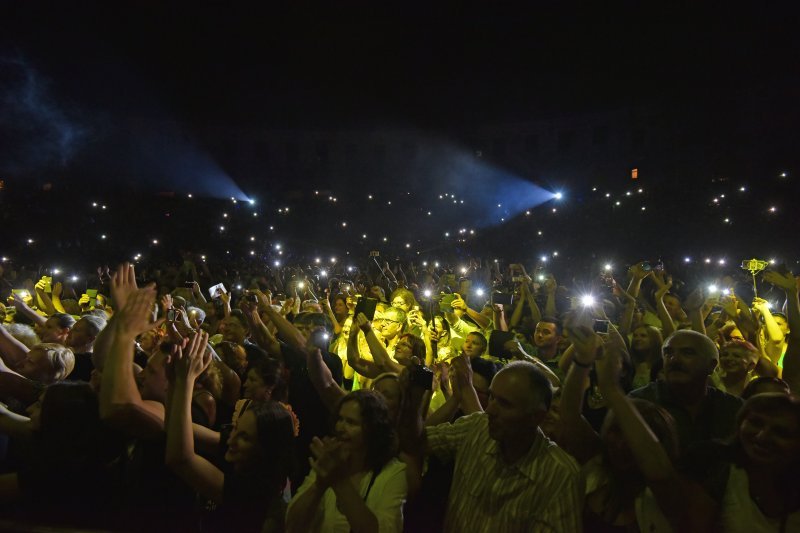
286, 390, 407, 533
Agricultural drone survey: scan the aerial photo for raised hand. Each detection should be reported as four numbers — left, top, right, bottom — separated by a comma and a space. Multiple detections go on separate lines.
355, 312, 372, 333
596, 326, 627, 394
115, 286, 163, 337
161, 293, 173, 311
566, 324, 602, 366
52, 281, 63, 299
763, 270, 797, 292
172, 331, 211, 383
683, 287, 705, 312
450, 293, 468, 312
110, 263, 139, 310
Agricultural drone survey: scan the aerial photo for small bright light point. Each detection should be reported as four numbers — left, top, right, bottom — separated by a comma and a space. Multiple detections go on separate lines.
553, 251, 559, 257
538, 275, 545, 281
766, 301, 774, 309
769, 206, 777, 213
250, 250, 255, 255
320, 270, 327, 277
460, 200, 464, 204
223, 213, 228, 218
100, 234, 107, 240
684, 257, 691, 263
248, 199, 255, 205
422, 261, 428, 266
269, 226, 274, 230
434, 262, 440, 268
362, 234, 367, 239
275, 244, 281, 250
200, 255, 206, 260
341, 222, 347, 227
525, 211, 530, 216
330, 257, 336, 263
315, 257, 321, 263
347, 266, 354, 272
740, 186, 746, 192
708, 284, 718, 293
232, 199, 237, 204
592, 187, 597, 191
152, 239, 158, 245
253, 213, 257, 217
497, 203, 502, 208
52, 268, 61, 275
604, 264, 612, 271
705, 258, 711, 264
405, 243, 411, 248
278, 250, 283, 255
219, 226, 225, 231
770, 259, 776, 264
722, 288, 731, 295
101, 205, 106, 210
1, 257, 7, 262
605, 193, 611, 198
461, 267, 468, 274
476, 288, 485, 297
540, 256, 548, 262
382, 237, 388, 242
92, 202, 97, 207
236, 284, 243, 290
626, 191, 632, 196
718, 259, 726, 265
581, 295, 596, 307
71, 276, 78, 282
274, 261, 281, 267
445, 232, 450, 237
615, 201, 621, 206
368, 194, 373, 200
250, 236, 255, 241
424, 289, 432, 298
638, 188, 643, 193
551, 209, 556, 213
554, 192, 563, 200
641, 206, 646, 211
780, 172, 788, 178
537, 230, 543, 235
27, 238, 34, 244
297, 282, 305, 289
724, 218, 730, 223
187, 193, 193, 198
230, 197, 235, 201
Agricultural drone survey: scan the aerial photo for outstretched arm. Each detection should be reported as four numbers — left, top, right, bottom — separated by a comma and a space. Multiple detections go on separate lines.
99, 265, 166, 438
165, 332, 225, 504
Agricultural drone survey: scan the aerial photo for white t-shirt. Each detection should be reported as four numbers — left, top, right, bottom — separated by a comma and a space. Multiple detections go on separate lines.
720, 465, 800, 532
288, 458, 407, 532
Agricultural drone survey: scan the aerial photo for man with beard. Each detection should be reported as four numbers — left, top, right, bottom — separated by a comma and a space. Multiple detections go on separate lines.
629, 329, 742, 448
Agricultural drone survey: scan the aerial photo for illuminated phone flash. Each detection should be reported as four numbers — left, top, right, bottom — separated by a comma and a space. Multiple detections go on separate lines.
475, 288, 485, 297
581, 295, 595, 307
604, 264, 612, 271
423, 289, 432, 298
298, 282, 305, 289
708, 285, 718, 293
722, 288, 731, 295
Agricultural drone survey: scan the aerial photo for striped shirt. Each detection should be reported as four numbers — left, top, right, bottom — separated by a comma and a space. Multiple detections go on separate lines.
427, 412, 583, 532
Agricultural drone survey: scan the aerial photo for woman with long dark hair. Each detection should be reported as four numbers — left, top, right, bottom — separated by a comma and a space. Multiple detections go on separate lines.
286, 389, 407, 532
165, 332, 296, 532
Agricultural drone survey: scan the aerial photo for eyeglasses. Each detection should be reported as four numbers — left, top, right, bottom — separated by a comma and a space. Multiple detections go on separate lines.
382, 318, 402, 325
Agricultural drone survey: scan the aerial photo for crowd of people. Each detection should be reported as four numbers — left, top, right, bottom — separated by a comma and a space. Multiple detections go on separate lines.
0, 253, 798, 532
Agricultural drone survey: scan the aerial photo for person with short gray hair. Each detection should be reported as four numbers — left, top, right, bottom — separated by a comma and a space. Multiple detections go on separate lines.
629, 329, 742, 447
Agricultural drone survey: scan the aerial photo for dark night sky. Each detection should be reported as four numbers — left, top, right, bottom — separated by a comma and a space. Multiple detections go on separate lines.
4, 3, 800, 130
2, 2, 800, 272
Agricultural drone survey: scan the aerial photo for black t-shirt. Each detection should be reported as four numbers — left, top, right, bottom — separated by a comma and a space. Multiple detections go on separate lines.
280, 342, 343, 488
67, 352, 94, 382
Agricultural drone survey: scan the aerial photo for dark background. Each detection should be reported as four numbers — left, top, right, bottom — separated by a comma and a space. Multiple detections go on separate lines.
1, 2, 798, 281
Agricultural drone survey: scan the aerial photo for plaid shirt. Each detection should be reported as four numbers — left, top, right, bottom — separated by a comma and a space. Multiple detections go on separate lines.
427, 412, 583, 532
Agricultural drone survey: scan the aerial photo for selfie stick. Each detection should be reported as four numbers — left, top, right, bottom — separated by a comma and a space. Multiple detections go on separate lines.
741, 259, 768, 299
